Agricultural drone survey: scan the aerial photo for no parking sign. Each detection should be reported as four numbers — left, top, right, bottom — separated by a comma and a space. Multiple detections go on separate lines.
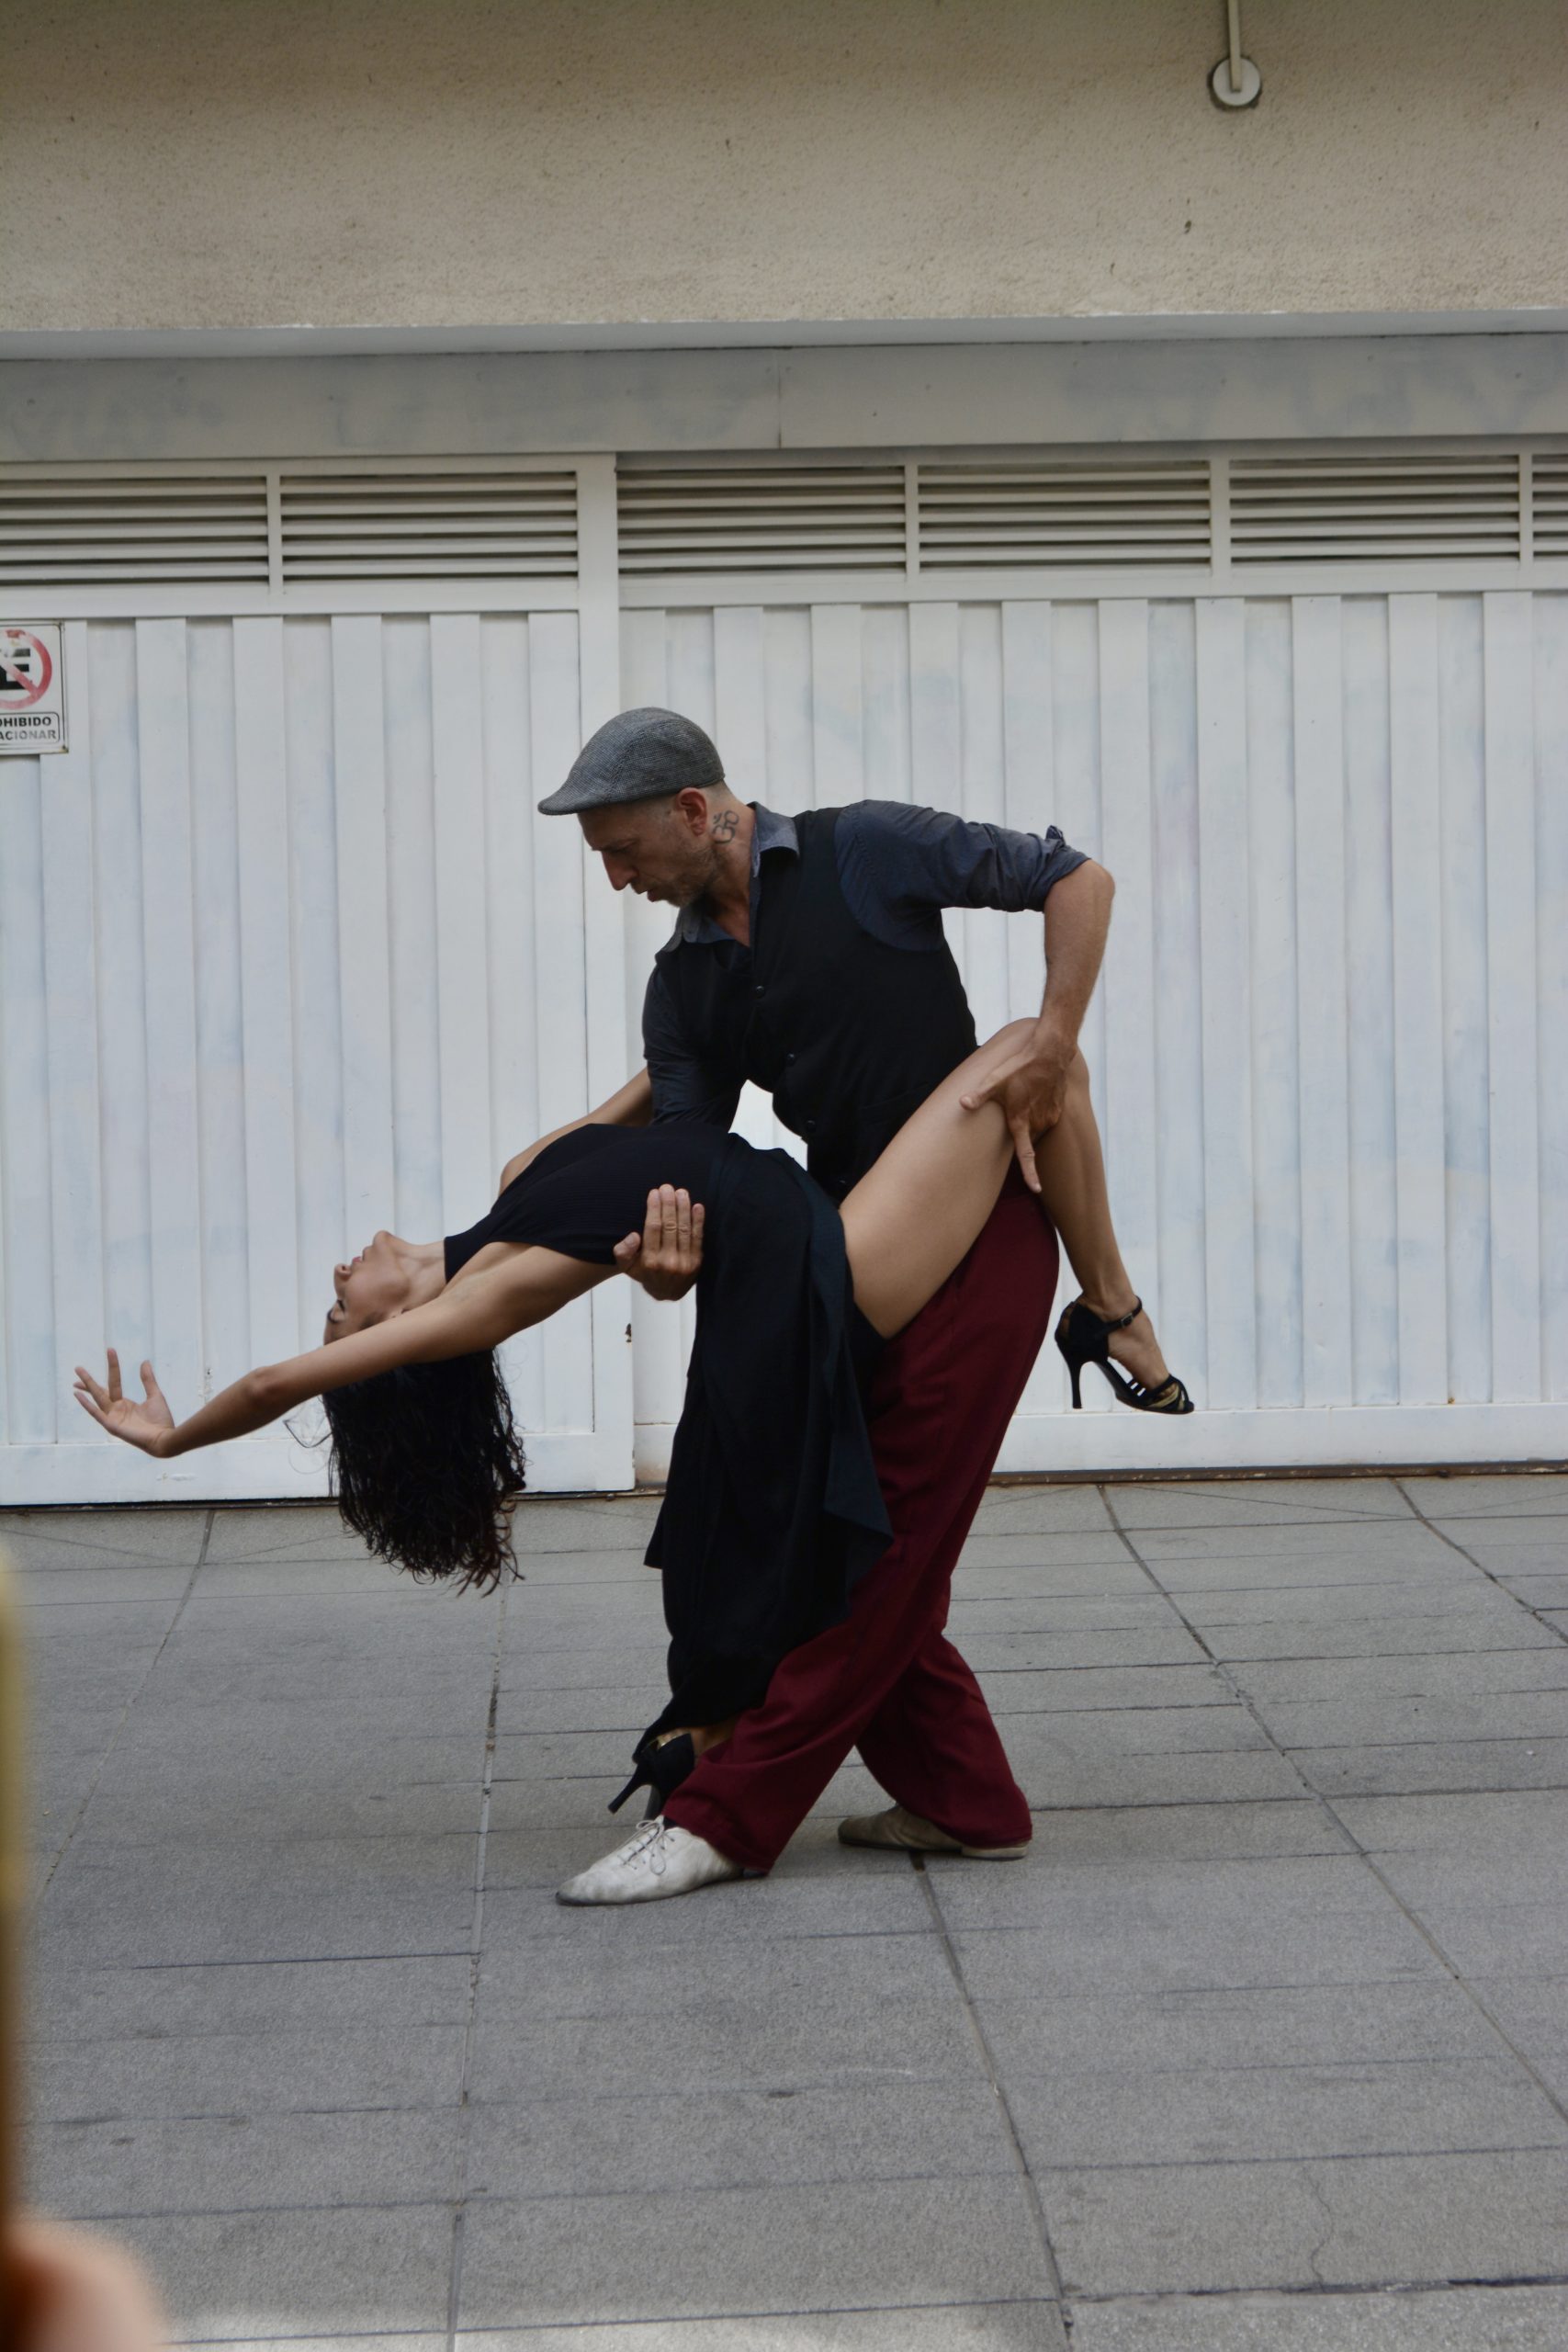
0, 625, 66, 752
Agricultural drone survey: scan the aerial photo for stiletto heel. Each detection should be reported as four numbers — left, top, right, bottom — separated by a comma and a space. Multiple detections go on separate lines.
608, 1730, 698, 1821
1054, 1297, 1195, 1416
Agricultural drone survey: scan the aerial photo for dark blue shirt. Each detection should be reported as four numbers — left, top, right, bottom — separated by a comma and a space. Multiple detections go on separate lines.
643, 800, 1087, 1125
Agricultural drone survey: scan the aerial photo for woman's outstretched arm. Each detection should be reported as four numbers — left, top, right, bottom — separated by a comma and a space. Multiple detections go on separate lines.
73, 1249, 611, 1460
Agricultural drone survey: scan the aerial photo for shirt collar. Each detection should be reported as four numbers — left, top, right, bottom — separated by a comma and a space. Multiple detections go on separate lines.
672, 802, 798, 944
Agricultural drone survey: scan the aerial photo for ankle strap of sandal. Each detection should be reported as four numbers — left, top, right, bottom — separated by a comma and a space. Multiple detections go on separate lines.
1103, 1296, 1143, 1334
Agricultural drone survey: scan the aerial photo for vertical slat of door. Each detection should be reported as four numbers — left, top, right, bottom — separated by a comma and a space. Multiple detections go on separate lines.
1001, 602, 1066, 1418
1245, 600, 1303, 1407
713, 607, 779, 1155
1, 754, 55, 1440
90, 627, 154, 1404
1536, 594, 1568, 1400
529, 610, 595, 1438
1436, 598, 1492, 1405
40, 625, 105, 1435
1342, 598, 1399, 1403
956, 607, 1010, 1043
764, 608, 814, 805
1148, 602, 1207, 1402
810, 603, 864, 807
1195, 599, 1257, 1409
1097, 601, 1160, 1343
331, 616, 396, 1250
1483, 592, 1540, 1400
482, 614, 545, 1439
187, 622, 251, 1392
1001, 605, 1050, 1019
622, 608, 687, 1472
863, 605, 912, 808
136, 619, 205, 1407
1387, 595, 1450, 1404
232, 618, 301, 1371
577, 457, 634, 1486
1292, 597, 1354, 1407
382, 617, 444, 1244
284, 621, 344, 1351
909, 604, 964, 983
430, 614, 495, 1227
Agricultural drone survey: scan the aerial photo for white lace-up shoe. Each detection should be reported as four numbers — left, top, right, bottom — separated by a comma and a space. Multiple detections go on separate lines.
556, 1816, 744, 1906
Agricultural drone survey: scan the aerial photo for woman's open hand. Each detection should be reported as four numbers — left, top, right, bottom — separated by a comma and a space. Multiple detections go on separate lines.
73, 1350, 176, 1456
613, 1184, 705, 1303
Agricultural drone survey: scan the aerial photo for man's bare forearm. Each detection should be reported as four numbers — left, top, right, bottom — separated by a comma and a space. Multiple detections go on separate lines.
1037, 861, 1114, 1047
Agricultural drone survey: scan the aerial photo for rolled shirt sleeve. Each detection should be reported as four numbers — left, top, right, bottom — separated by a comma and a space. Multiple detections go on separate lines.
642, 965, 743, 1128
836, 801, 1089, 947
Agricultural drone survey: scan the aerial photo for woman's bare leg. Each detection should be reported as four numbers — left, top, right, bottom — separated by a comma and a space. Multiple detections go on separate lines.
840, 1024, 1027, 1336
1034, 1050, 1172, 1392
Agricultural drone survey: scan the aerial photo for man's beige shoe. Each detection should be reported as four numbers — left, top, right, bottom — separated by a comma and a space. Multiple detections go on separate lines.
838, 1803, 1030, 1860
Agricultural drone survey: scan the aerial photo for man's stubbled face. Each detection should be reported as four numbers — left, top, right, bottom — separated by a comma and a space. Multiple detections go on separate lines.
579, 794, 728, 910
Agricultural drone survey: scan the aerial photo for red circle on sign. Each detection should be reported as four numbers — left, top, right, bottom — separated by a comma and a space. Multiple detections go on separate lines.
1, 633, 53, 709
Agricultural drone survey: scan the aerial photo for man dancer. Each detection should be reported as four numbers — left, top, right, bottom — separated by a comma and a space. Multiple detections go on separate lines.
537, 707, 1150, 1905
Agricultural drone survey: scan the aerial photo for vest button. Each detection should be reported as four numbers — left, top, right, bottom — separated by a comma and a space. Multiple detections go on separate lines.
752, 981, 766, 997
805, 1118, 818, 1133
784, 1052, 796, 1065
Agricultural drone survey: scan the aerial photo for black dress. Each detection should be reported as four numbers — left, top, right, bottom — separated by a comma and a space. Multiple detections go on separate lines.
444, 1123, 889, 1736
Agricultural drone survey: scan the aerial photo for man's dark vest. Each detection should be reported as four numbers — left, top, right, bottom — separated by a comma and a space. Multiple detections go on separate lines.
653, 807, 979, 1199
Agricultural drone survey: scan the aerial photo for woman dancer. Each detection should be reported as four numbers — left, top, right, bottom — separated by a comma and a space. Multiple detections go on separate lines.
74, 1021, 1187, 1814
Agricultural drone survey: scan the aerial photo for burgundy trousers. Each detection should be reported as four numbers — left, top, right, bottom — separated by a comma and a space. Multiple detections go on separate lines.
664, 1167, 1060, 1872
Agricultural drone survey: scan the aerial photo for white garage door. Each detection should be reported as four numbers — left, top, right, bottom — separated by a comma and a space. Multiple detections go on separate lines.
2, 442, 1565, 1499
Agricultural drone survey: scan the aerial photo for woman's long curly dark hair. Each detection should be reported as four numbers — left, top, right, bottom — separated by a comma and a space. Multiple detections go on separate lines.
321, 1351, 527, 1591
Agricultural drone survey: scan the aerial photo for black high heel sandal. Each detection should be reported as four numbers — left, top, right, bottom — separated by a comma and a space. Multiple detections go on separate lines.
608, 1730, 698, 1821
1055, 1296, 1195, 1415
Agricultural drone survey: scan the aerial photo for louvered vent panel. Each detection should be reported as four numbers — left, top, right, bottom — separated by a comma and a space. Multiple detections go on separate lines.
1532, 454, 1568, 557
0, 475, 270, 583
916, 459, 1211, 568
617, 466, 908, 572
279, 471, 578, 579
1231, 453, 1521, 563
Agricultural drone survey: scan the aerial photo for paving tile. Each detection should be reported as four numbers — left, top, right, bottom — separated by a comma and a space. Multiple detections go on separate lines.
1491, 1574, 1568, 1608
1012, 1748, 1305, 1810
998, 1707, 1269, 1767
1007, 2054, 1567, 2167
1043, 2148, 1568, 2295
1403, 1474, 1568, 1519
942, 1861, 1442, 1994
1124, 1521, 1443, 1564
74, 1777, 481, 1849
27, 2105, 466, 2216
1259, 1690, 1568, 1749
948, 1595, 1182, 1634
1111, 1479, 1416, 1527
480, 1847, 928, 1936
457, 2177, 1050, 2326
1466, 1976, 1568, 2102
506, 1496, 663, 1553
13, 1558, 199, 1604
959, 1628, 1212, 1672
1068, 2283, 1568, 2350
1021, 1801, 1352, 1865
977, 1664, 1233, 1713
111, 2202, 457, 2340
25, 1952, 474, 2043
458, 2309, 1068, 2351
25, 2020, 468, 2121
467, 2076, 1016, 2199
977, 1978, 1506, 2079
1229, 1648, 1568, 1706
35, 1832, 478, 1966
1289, 1737, 1568, 1799
1175, 1580, 1499, 1629
1334, 1788, 1568, 1856
973, 1486, 1114, 1535
0, 1508, 211, 1567
1203, 1610, 1560, 1662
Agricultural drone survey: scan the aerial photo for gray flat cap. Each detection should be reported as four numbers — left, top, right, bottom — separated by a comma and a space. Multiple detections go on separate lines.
538, 706, 724, 815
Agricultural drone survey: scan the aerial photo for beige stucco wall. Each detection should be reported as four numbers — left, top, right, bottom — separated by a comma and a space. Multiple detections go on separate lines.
4, 0, 1566, 334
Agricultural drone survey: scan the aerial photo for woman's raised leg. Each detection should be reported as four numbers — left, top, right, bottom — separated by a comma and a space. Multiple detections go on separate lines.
839, 1023, 1030, 1336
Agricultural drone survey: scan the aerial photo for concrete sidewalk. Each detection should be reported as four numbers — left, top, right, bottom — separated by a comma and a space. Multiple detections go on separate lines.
8, 1474, 1568, 2348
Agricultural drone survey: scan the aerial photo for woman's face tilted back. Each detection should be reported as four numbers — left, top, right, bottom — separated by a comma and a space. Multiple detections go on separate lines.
322, 1231, 417, 1343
